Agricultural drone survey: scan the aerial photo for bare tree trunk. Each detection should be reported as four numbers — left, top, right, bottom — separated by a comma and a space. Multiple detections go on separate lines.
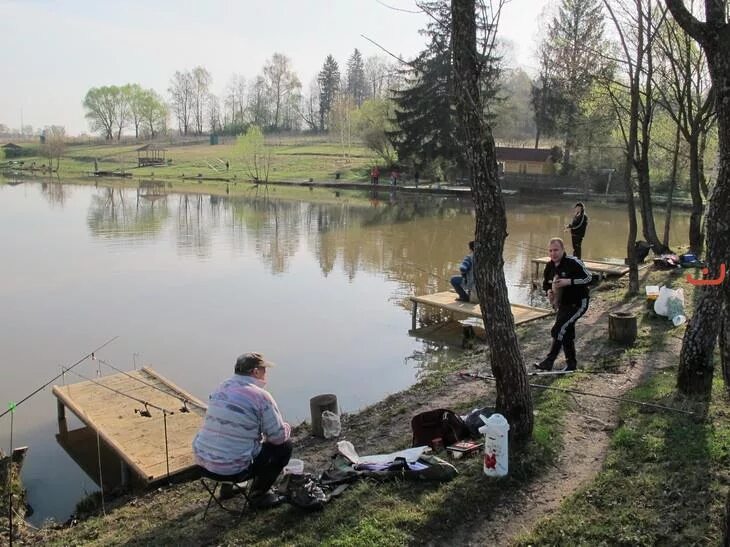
666, 0, 730, 397
721, 305, 730, 390
688, 134, 705, 255
452, 0, 533, 442
663, 123, 681, 247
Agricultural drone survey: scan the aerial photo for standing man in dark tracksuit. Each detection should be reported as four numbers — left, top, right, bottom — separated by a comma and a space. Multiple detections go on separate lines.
565, 202, 588, 259
534, 238, 592, 371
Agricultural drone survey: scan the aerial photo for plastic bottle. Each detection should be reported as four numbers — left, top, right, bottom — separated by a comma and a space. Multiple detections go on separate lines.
478, 413, 510, 477
321, 410, 341, 439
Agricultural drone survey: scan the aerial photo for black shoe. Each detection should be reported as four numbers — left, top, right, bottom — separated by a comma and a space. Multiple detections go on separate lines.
534, 359, 554, 371
219, 484, 237, 501
456, 296, 470, 302
250, 490, 284, 510
563, 361, 577, 372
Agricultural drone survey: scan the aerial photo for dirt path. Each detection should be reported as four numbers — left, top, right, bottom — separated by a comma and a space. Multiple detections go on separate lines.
453, 295, 676, 546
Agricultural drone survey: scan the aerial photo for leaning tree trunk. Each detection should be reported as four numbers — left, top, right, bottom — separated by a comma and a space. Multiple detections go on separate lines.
451, 0, 533, 442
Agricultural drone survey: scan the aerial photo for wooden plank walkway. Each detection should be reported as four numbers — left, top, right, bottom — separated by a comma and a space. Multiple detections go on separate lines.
409, 291, 552, 330
530, 256, 630, 283
52, 367, 207, 484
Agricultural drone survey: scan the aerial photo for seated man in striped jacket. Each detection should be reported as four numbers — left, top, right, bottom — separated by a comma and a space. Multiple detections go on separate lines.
193, 352, 292, 509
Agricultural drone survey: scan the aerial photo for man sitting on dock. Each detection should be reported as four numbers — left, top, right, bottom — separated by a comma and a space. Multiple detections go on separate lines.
193, 352, 292, 509
450, 240, 476, 302
534, 238, 592, 372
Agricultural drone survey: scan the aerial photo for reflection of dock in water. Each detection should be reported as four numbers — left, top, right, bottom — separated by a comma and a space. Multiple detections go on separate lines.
137, 180, 168, 201
56, 426, 135, 492
52, 367, 206, 486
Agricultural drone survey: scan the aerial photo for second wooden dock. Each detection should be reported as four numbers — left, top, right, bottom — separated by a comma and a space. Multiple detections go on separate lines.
409, 291, 552, 331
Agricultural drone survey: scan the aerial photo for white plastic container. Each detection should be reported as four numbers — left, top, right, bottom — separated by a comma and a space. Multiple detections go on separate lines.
283, 458, 304, 475
478, 413, 510, 477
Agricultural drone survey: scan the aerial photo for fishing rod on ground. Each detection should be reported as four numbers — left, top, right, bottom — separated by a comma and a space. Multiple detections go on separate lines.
64, 368, 175, 483
0, 336, 119, 421
459, 371, 695, 416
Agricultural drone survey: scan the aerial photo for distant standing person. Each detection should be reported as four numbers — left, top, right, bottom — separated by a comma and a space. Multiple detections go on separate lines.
225, 160, 230, 171
450, 240, 475, 302
565, 202, 588, 259
371, 166, 380, 185
534, 238, 592, 372
413, 170, 419, 188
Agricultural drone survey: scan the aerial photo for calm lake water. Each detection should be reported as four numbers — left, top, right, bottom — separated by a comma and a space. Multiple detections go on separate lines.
0, 181, 689, 524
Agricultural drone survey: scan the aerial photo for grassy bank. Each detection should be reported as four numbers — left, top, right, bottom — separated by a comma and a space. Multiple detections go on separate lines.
2, 137, 381, 184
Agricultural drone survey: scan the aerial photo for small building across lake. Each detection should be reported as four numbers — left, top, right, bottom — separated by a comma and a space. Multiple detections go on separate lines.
496, 146, 557, 175
137, 144, 167, 167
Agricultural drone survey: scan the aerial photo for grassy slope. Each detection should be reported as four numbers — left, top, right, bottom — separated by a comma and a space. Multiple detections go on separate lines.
4, 138, 379, 183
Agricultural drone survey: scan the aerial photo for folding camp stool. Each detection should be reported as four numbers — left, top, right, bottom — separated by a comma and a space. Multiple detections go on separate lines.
199, 466, 255, 521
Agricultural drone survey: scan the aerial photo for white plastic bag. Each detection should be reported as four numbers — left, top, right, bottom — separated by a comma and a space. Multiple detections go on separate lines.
654, 286, 685, 326
321, 410, 341, 439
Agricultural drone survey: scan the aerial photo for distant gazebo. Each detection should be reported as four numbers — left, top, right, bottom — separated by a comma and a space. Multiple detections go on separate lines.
136, 144, 167, 167
2, 143, 23, 158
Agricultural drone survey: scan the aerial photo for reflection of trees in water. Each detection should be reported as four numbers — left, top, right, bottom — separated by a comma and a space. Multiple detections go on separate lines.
224, 197, 302, 274
40, 179, 68, 207
87, 187, 168, 239
300, 197, 475, 300
177, 195, 213, 258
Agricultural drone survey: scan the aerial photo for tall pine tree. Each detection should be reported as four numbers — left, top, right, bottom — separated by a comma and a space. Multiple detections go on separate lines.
390, 0, 500, 174
346, 49, 368, 107
318, 55, 340, 132
535, 0, 609, 169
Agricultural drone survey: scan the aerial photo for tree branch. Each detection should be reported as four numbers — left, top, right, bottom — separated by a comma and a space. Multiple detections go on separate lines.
665, 0, 707, 43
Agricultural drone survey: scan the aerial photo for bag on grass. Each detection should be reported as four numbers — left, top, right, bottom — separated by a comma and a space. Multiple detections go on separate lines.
411, 408, 471, 448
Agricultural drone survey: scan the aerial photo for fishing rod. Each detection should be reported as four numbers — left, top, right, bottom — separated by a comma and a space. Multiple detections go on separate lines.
0, 336, 119, 420
96, 357, 202, 412
64, 368, 175, 417
459, 371, 695, 416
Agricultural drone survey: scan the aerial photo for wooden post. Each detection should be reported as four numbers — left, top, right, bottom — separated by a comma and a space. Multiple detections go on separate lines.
57, 399, 65, 422
120, 461, 130, 488
609, 311, 637, 345
57, 399, 68, 436
411, 301, 418, 331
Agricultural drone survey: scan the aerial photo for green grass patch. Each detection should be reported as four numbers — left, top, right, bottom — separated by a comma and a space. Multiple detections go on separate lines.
518, 366, 730, 546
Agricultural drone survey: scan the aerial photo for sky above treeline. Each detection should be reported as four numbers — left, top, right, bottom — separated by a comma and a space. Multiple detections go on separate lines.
0, 0, 550, 136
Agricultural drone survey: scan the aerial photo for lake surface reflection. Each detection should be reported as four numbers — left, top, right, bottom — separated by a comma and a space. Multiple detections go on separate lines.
0, 181, 689, 523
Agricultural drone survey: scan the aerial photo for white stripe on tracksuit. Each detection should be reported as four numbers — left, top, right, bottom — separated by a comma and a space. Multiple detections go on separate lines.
557, 297, 589, 341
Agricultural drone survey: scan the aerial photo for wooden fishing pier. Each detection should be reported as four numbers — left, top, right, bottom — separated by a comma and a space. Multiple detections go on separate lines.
530, 257, 630, 283
409, 291, 552, 331
52, 367, 206, 485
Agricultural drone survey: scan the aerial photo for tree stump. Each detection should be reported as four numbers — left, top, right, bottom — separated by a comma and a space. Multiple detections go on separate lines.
309, 394, 338, 438
609, 311, 637, 345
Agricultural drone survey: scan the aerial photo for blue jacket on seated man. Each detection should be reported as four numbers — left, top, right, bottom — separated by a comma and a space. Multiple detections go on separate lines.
451, 240, 475, 302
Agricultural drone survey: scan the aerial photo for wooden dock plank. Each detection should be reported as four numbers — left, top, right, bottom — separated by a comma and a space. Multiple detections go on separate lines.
531, 256, 630, 276
409, 291, 552, 327
52, 368, 207, 483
